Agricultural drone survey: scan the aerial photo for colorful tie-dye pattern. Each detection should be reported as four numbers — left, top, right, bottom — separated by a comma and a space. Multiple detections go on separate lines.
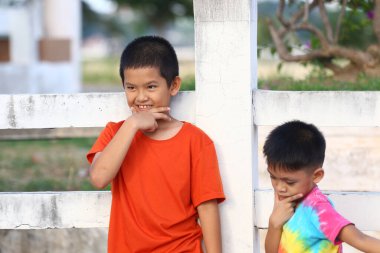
279, 187, 352, 253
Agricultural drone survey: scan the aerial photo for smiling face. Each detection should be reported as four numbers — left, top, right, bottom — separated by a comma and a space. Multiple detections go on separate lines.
123, 67, 180, 112
267, 166, 324, 201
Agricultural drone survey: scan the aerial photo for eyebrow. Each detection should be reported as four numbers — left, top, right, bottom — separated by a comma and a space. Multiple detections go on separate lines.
124, 80, 158, 86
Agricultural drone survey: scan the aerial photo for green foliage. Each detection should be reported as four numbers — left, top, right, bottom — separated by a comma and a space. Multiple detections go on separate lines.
338, 9, 376, 49
257, 17, 273, 48
181, 75, 195, 91
112, 0, 193, 28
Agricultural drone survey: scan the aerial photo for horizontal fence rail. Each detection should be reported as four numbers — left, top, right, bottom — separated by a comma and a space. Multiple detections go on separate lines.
2, 190, 380, 230
0, 92, 195, 129
2, 91, 379, 129
0, 191, 111, 229
253, 90, 380, 127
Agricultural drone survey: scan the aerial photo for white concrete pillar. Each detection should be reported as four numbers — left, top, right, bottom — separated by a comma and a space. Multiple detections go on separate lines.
9, 7, 34, 64
194, 0, 258, 252
41, 0, 81, 93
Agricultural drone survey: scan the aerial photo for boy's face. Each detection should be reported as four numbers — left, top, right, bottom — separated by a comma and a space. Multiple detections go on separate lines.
123, 67, 180, 112
267, 167, 324, 201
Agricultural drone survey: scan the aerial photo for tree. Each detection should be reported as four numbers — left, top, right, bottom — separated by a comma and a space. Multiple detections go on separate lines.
112, 0, 193, 30
267, 0, 380, 81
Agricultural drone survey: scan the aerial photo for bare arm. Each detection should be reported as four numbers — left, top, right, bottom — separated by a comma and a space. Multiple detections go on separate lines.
89, 107, 171, 189
265, 193, 303, 253
265, 224, 283, 253
339, 224, 380, 253
89, 119, 138, 189
197, 200, 222, 253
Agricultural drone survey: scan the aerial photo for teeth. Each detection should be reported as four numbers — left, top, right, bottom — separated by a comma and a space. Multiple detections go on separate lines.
137, 105, 152, 109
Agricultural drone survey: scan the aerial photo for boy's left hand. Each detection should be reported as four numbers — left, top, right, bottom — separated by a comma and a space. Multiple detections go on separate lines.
269, 193, 303, 229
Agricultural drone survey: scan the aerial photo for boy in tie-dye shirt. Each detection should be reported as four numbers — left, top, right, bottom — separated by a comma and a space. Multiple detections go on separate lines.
263, 120, 380, 253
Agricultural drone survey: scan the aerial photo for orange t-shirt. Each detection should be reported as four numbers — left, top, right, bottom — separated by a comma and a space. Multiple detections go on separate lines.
87, 121, 225, 253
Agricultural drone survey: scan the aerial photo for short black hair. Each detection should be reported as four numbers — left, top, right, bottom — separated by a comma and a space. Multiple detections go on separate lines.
119, 35, 179, 87
263, 120, 326, 172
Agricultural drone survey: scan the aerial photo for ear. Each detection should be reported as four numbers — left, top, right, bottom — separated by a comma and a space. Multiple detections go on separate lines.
312, 168, 324, 184
169, 76, 181, 96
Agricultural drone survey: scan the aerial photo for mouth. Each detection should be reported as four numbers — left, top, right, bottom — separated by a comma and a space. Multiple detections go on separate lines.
277, 194, 290, 201
135, 105, 153, 111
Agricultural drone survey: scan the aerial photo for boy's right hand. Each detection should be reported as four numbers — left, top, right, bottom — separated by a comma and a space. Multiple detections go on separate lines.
129, 106, 171, 132
269, 193, 303, 229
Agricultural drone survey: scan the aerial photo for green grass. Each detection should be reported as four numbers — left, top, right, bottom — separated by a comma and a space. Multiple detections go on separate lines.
0, 138, 112, 192
259, 76, 380, 91
83, 57, 120, 85
82, 57, 195, 91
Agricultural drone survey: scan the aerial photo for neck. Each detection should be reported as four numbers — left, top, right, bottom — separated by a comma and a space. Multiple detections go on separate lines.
143, 118, 183, 140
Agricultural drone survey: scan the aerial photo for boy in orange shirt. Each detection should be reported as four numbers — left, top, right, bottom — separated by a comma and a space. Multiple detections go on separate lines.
87, 36, 225, 253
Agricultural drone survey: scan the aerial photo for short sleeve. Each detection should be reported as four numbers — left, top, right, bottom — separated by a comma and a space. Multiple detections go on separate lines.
191, 142, 225, 208
86, 122, 119, 164
311, 199, 352, 244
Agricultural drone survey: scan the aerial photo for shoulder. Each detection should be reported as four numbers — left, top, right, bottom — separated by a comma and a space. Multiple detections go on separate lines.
302, 187, 337, 215
182, 122, 214, 145
104, 120, 125, 134
303, 186, 331, 207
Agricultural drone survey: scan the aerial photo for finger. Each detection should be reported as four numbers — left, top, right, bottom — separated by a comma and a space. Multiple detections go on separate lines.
274, 192, 280, 204
149, 107, 171, 113
153, 112, 172, 121
145, 122, 158, 132
287, 193, 303, 202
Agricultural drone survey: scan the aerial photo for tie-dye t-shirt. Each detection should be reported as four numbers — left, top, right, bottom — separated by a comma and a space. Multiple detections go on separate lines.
279, 186, 352, 253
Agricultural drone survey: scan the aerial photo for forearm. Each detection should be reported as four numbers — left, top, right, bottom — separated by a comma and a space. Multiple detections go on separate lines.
90, 119, 137, 188
361, 235, 380, 253
265, 225, 282, 253
340, 225, 380, 253
197, 200, 222, 253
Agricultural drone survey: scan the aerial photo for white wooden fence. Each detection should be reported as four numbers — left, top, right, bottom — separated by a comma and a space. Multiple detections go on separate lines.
1, 0, 380, 252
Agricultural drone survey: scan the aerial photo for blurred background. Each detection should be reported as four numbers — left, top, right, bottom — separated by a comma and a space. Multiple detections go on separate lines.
0, 0, 379, 252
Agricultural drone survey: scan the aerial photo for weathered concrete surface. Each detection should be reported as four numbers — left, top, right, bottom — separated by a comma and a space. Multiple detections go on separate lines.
0, 228, 107, 253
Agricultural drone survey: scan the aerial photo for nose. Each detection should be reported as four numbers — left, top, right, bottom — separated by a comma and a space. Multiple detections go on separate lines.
274, 181, 287, 193
136, 90, 148, 102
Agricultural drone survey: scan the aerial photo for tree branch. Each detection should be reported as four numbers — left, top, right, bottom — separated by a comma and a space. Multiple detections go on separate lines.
374, 0, 380, 44
277, 0, 290, 28
268, 19, 329, 62
334, 0, 347, 44
268, 18, 375, 67
294, 23, 330, 49
318, 0, 334, 43
329, 45, 377, 66
290, 0, 319, 25
278, 0, 319, 38
303, 0, 309, 22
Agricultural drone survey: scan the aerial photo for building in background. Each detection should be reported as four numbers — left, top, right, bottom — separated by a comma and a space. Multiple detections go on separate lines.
0, 0, 81, 94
